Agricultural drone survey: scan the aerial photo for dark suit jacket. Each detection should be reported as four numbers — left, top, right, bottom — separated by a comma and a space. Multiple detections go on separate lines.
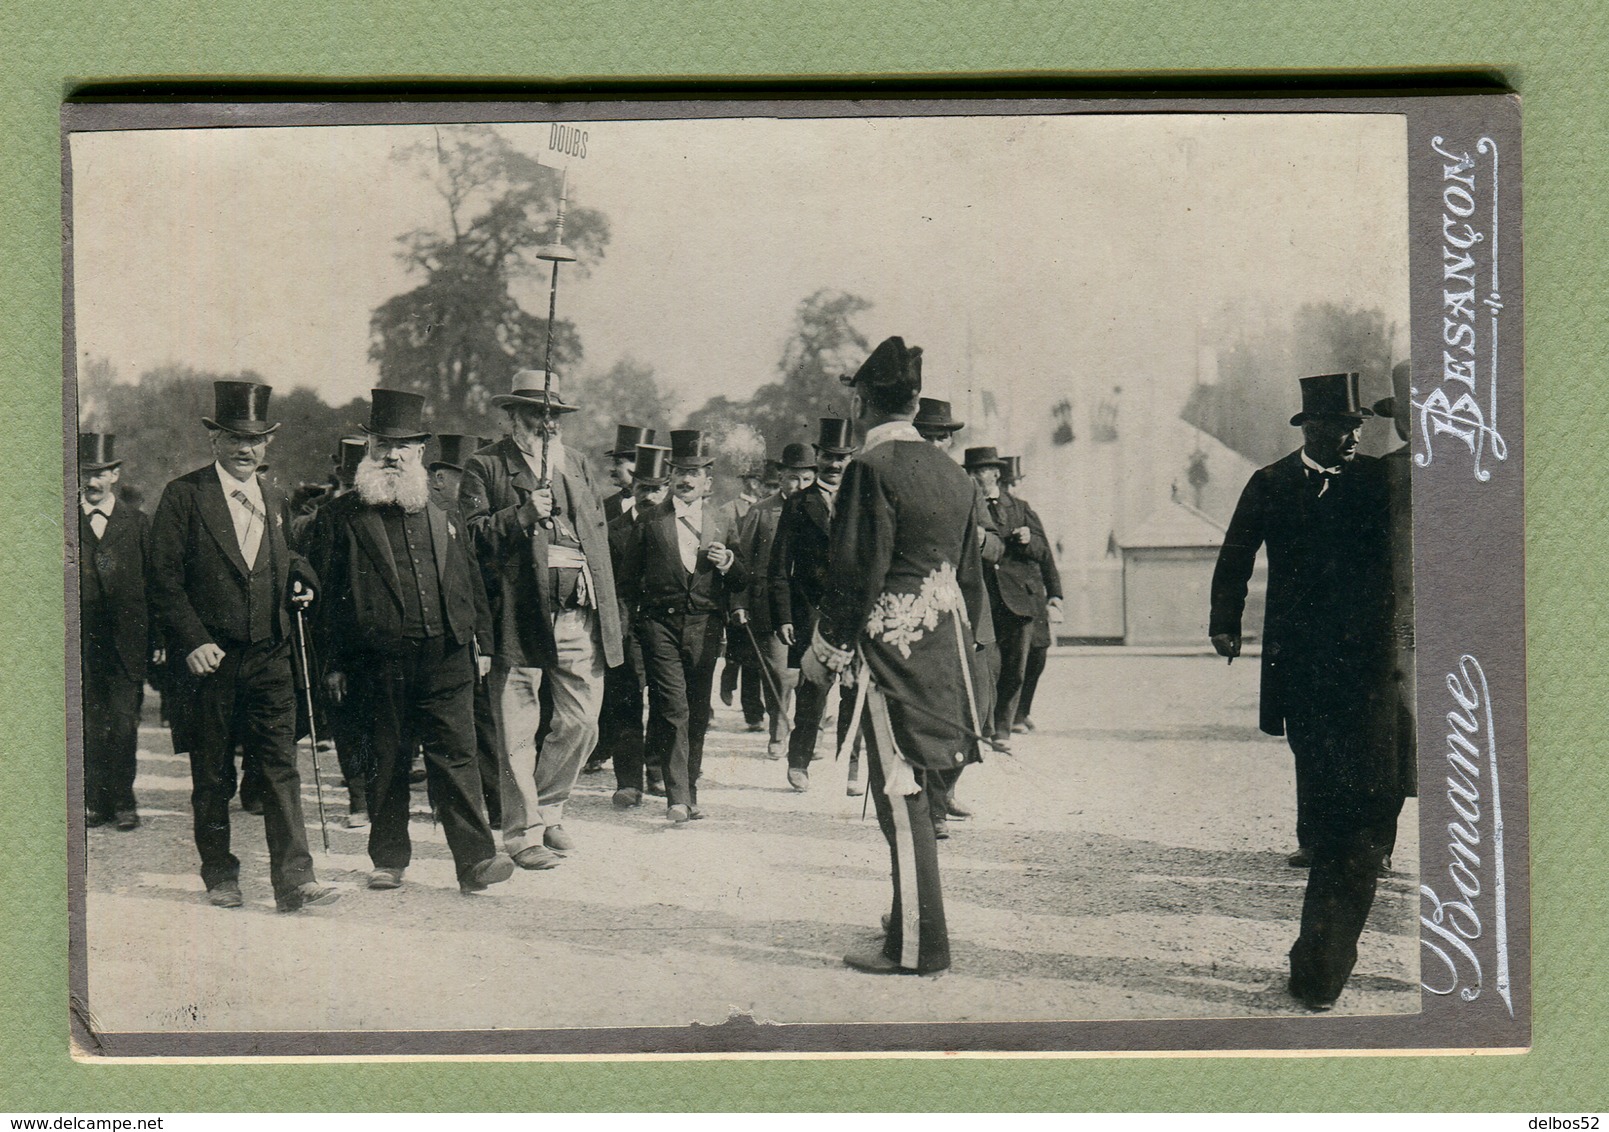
77, 502, 152, 683
983, 492, 1056, 620
602, 488, 631, 524
309, 492, 492, 670
148, 465, 314, 657
730, 492, 784, 634
768, 483, 835, 634
1210, 449, 1395, 739
460, 437, 624, 670
614, 499, 747, 621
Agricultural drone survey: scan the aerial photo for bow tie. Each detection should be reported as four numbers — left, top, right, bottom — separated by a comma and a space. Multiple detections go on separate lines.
86, 508, 109, 519
1308, 465, 1342, 498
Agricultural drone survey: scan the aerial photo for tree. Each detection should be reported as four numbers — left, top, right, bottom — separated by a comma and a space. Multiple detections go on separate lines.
561, 356, 681, 460
369, 126, 610, 432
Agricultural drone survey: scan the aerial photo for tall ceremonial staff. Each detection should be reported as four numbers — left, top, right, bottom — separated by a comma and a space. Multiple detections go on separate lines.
534, 167, 578, 492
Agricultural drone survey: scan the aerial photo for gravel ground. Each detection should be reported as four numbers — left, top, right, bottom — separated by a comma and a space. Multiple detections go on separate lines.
83, 653, 1420, 1034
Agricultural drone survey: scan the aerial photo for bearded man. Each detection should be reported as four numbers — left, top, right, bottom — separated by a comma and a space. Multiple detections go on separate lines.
311, 390, 511, 895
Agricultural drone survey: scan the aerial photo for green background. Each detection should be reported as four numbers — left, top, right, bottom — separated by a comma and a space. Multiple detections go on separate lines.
3, 0, 1604, 1112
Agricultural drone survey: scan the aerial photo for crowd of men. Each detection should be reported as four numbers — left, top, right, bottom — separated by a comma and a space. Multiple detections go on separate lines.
75, 347, 1412, 1006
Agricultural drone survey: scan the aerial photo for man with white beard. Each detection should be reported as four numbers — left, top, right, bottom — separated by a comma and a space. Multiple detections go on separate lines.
311, 390, 512, 895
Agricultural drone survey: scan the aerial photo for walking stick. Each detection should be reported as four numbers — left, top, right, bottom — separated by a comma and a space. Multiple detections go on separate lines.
536, 169, 577, 490
737, 615, 792, 733
290, 585, 331, 851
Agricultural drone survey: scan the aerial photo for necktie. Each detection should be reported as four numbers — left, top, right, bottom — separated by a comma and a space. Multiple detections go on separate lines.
1310, 467, 1341, 499
231, 489, 266, 566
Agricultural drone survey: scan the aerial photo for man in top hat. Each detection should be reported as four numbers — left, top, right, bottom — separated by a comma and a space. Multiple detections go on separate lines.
771, 418, 860, 792
309, 391, 510, 895
803, 336, 990, 975
730, 442, 815, 760
966, 446, 1055, 752
428, 434, 488, 512
460, 369, 624, 867
148, 381, 338, 912
76, 433, 154, 831
600, 442, 672, 807
1209, 371, 1407, 1011
1000, 455, 1064, 736
614, 430, 746, 823
601, 424, 656, 524
715, 454, 771, 732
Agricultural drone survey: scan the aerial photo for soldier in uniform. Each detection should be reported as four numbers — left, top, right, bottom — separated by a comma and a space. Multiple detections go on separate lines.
602, 442, 671, 807
601, 424, 656, 523
805, 337, 990, 975
1000, 455, 1064, 734
147, 381, 337, 912
76, 433, 153, 832
1209, 371, 1407, 1011
614, 430, 746, 823
461, 370, 624, 868
311, 392, 512, 895
771, 418, 859, 792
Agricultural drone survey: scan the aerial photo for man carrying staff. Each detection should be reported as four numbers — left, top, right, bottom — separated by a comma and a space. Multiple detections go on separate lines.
148, 380, 338, 912
804, 337, 989, 976
614, 430, 745, 824
771, 418, 858, 793
76, 433, 154, 832
602, 442, 672, 807
1209, 371, 1406, 1011
460, 370, 624, 868
312, 392, 511, 895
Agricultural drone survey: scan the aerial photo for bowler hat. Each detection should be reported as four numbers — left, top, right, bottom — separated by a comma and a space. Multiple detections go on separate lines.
1290, 372, 1374, 426
491, 368, 578, 414
813, 418, 856, 456
846, 336, 923, 400
963, 446, 1006, 470
914, 397, 964, 434
779, 442, 815, 469
634, 443, 672, 485
360, 389, 432, 441
78, 432, 121, 471
430, 433, 483, 472
668, 429, 717, 468
203, 381, 279, 436
1001, 455, 1024, 485
607, 424, 657, 457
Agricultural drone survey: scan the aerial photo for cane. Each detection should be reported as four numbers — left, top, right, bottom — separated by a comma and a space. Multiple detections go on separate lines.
737, 615, 792, 734
290, 581, 331, 851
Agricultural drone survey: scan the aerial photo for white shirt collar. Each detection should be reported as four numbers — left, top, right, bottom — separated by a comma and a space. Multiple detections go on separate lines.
215, 461, 263, 503
621, 495, 636, 514
81, 494, 116, 517
815, 479, 840, 498
1299, 449, 1342, 475
673, 497, 703, 520
861, 419, 923, 453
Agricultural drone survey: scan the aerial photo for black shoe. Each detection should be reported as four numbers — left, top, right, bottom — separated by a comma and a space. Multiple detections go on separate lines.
843, 950, 936, 976
1378, 855, 1394, 878
409, 766, 427, 784
581, 760, 607, 775
944, 799, 972, 819
241, 797, 265, 816
787, 768, 809, 792
1288, 977, 1337, 1012
644, 771, 667, 798
276, 881, 339, 913
932, 817, 950, 840
114, 810, 140, 831
86, 811, 113, 829
460, 853, 515, 893
612, 787, 643, 808
1287, 848, 1313, 868
207, 881, 244, 909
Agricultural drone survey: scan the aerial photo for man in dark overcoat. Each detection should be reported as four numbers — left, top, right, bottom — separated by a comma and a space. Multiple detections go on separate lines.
806, 337, 990, 975
76, 433, 152, 831
459, 370, 624, 868
614, 430, 746, 823
601, 424, 655, 524
770, 418, 858, 792
312, 392, 511, 895
147, 381, 337, 913
1209, 371, 1407, 1010
1000, 455, 1064, 734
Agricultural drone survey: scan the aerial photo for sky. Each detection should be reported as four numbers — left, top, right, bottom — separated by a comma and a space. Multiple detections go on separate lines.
69, 112, 1409, 444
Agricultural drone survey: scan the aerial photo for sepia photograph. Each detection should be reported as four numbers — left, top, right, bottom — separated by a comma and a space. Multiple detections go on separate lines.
64, 104, 1437, 1050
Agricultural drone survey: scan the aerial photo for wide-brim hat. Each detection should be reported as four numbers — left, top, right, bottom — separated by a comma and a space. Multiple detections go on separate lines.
778, 442, 815, 469
1290, 372, 1374, 426
606, 423, 656, 457
78, 432, 122, 471
813, 417, 856, 456
359, 388, 433, 441
914, 397, 964, 433
202, 380, 280, 436
668, 429, 716, 468
491, 368, 579, 414
430, 433, 485, 472
963, 445, 1006, 469
633, 443, 672, 485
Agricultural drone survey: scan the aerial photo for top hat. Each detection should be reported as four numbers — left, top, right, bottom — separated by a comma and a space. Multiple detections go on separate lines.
360, 388, 432, 441
430, 433, 483, 471
963, 446, 1006, 470
78, 432, 121, 471
633, 443, 672, 485
203, 381, 279, 436
668, 429, 717, 468
491, 368, 579, 414
333, 436, 367, 477
913, 397, 964, 434
1000, 455, 1024, 485
779, 442, 815, 469
1290, 372, 1374, 426
813, 418, 856, 456
845, 336, 923, 401
606, 424, 657, 457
